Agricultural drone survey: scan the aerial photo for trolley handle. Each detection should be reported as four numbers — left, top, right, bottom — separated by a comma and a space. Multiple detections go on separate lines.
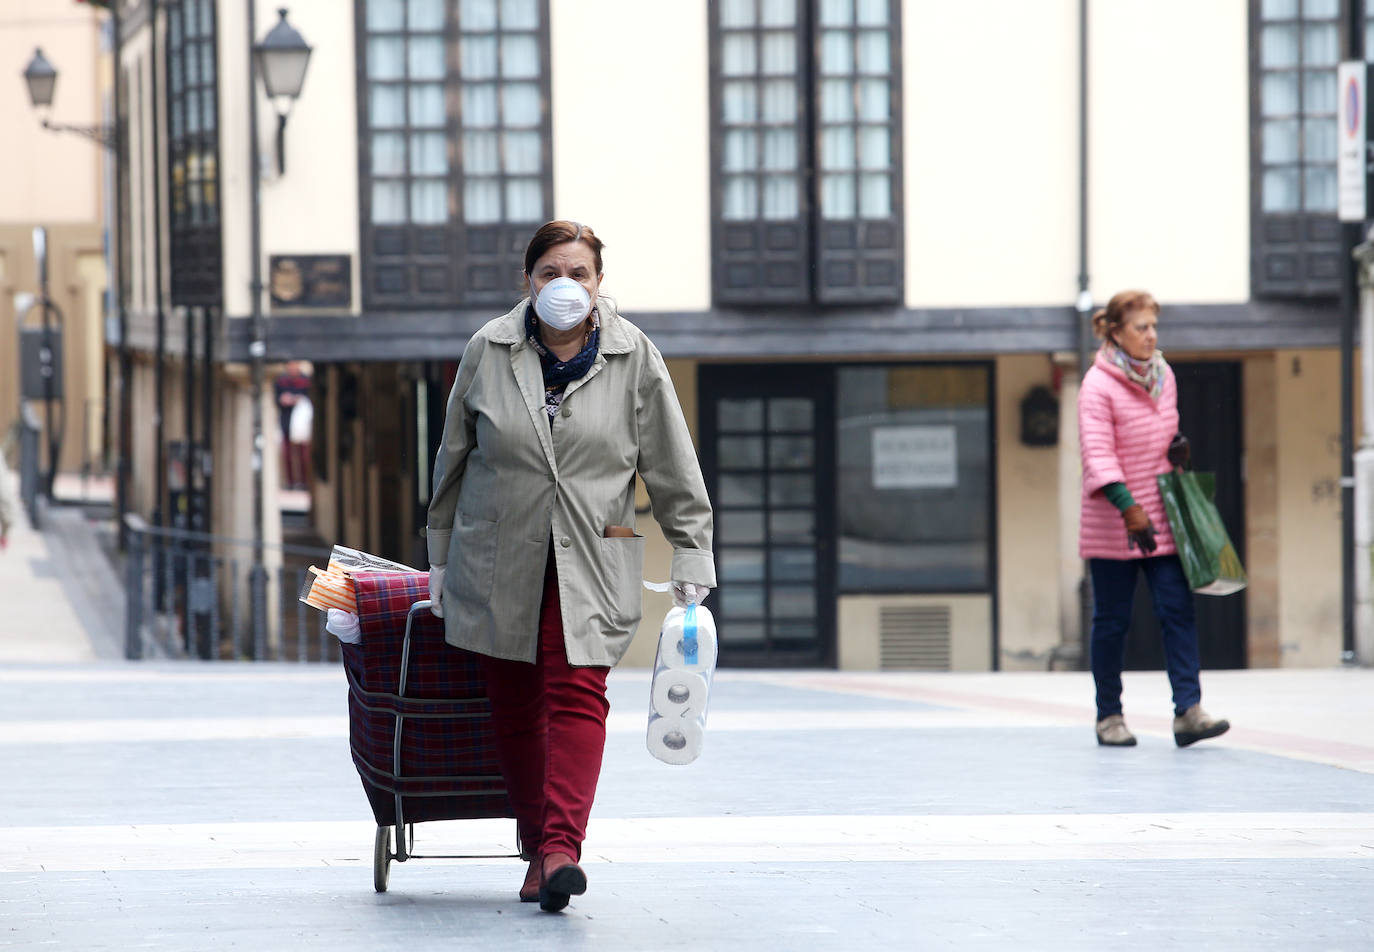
397, 600, 432, 698
392, 597, 433, 859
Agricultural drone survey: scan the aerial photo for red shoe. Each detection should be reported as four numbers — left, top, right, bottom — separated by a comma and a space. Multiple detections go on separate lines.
538, 852, 587, 912
518, 859, 540, 903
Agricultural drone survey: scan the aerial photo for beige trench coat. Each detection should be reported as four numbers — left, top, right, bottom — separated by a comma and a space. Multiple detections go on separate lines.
425, 298, 715, 666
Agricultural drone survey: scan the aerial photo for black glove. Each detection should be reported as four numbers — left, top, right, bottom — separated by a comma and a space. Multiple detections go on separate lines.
1167, 432, 1190, 470
1122, 504, 1158, 554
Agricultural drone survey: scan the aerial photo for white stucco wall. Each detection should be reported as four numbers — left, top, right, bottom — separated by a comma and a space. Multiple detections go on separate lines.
549, 0, 711, 312
220, 2, 362, 318
903, 0, 1079, 308
0, 2, 104, 224
1089, 0, 1249, 303
904, 0, 1249, 310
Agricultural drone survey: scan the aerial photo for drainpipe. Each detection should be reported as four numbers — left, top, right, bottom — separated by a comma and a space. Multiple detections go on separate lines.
1353, 233, 1374, 665
112, 2, 132, 548
1341, 1, 1366, 663
1075, 0, 1093, 378
150, 3, 167, 531
248, 1, 269, 653
1068, 0, 1094, 668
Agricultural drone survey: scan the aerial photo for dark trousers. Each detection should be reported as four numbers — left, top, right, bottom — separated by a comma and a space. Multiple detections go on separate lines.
1089, 554, 1203, 720
478, 555, 610, 862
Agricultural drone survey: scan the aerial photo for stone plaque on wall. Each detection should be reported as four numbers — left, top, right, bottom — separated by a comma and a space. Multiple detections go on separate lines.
269, 254, 352, 310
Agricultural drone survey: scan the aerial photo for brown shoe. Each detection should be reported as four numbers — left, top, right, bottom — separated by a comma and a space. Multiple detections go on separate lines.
1095, 714, 1137, 747
518, 858, 540, 903
538, 852, 587, 913
1173, 704, 1229, 747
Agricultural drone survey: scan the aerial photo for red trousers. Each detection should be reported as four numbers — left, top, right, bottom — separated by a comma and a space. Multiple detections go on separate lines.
479, 555, 610, 862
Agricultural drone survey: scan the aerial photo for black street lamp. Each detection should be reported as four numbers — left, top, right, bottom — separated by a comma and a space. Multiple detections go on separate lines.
247, 6, 313, 654
22, 47, 115, 150
22, 47, 56, 107
252, 9, 313, 175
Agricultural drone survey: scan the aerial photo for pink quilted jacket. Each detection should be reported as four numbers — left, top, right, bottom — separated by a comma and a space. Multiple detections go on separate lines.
1078, 349, 1178, 560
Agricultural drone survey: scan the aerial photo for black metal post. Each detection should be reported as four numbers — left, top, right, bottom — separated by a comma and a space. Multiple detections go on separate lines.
150, 7, 167, 533
1342, 2, 1366, 661
40, 286, 57, 501
248, 1, 269, 652
112, 2, 134, 550
124, 514, 145, 659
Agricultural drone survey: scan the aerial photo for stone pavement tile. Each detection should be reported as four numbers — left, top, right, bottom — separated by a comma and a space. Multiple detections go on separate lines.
37, 507, 126, 659
0, 508, 95, 663
2, 664, 1373, 951
2, 860, 1371, 952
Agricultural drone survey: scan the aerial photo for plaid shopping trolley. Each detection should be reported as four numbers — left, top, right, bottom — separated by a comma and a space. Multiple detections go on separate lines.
342, 569, 521, 892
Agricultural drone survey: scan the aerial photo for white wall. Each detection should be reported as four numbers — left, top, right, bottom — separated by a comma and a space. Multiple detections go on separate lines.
904, 0, 1249, 310
0, 1, 104, 224
257, 1, 362, 315
220, 2, 363, 319
1089, 0, 1249, 303
549, 0, 712, 312
903, 0, 1079, 308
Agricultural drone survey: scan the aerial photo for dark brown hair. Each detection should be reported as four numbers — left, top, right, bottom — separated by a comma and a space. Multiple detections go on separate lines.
1092, 289, 1159, 341
523, 220, 605, 277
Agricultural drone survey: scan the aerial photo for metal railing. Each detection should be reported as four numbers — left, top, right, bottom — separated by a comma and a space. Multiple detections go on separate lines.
123, 513, 339, 662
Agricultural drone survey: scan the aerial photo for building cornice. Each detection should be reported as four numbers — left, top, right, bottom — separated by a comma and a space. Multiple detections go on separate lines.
113, 300, 1347, 362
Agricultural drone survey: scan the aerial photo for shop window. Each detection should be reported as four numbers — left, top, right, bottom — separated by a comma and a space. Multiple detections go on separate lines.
835, 364, 992, 592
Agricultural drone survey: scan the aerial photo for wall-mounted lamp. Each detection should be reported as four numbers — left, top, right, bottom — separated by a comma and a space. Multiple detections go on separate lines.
22, 46, 114, 150
1020, 385, 1059, 447
22, 46, 56, 108
252, 8, 313, 175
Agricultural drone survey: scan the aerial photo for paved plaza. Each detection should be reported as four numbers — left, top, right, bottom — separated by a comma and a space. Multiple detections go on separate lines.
1, 508, 1373, 950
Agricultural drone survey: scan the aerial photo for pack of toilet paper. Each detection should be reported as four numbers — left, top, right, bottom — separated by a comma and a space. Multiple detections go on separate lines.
646, 603, 717, 765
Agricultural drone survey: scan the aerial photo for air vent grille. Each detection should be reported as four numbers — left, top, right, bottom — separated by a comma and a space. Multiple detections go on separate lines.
880, 605, 951, 671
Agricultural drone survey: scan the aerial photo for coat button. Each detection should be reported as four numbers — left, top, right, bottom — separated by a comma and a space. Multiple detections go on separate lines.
560, 537, 571, 548
560, 405, 572, 418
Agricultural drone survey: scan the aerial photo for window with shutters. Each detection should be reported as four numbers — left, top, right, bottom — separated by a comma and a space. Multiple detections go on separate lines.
166, 0, 222, 307
358, 0, 552, 309
1250, 0, 1355, 298
710, 0, 903, 306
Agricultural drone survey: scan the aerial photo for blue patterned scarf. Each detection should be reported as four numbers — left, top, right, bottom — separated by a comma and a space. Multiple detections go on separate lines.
525, 305, 600, 419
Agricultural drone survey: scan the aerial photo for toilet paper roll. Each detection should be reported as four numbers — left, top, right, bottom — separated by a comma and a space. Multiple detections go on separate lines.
650, 670, 710, 719
646, 714, 704, 766
658, 613, 718, 671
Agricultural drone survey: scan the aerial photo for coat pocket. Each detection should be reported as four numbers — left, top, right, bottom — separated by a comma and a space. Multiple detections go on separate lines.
598, 534, 646, 628
450, 518, 499, 603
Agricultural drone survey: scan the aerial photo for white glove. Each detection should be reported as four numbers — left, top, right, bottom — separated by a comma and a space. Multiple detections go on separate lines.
671, 581, 710, 609
325, 609, 362, 645
428, 564, 446, 618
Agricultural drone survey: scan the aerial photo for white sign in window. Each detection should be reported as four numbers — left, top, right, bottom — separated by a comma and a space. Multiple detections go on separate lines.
871, 425, 957, 489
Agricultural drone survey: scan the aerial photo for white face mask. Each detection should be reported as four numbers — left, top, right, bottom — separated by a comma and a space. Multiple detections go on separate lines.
533, 277, 592, 331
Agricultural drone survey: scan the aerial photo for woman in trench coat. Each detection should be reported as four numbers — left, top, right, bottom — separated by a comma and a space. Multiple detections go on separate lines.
424, 220, 715, 911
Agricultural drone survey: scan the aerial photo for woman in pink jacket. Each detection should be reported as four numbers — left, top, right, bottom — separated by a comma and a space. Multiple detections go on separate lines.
1079, 290, 1229, 748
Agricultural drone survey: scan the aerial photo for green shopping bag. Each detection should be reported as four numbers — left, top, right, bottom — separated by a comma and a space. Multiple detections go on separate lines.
1155, 470, 1247, 596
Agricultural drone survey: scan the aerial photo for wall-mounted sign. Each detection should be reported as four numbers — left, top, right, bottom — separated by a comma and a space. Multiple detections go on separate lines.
269, 254, 352, 309
1338, 61, 1372, 223
871, 425, 957, 489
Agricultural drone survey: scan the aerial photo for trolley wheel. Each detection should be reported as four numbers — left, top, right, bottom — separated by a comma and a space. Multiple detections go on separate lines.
373, 825, 391, 893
